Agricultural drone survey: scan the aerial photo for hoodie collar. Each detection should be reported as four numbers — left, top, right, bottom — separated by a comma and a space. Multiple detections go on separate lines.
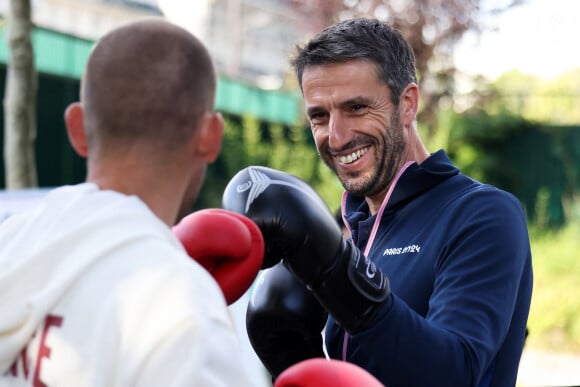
344, 149, 459, 231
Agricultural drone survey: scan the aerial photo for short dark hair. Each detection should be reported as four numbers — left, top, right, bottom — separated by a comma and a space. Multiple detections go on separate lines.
290, 18, 417, 105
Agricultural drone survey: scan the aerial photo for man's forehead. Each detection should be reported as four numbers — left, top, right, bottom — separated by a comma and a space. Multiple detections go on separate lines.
302, 59, 380, 80
301, 62, 389, 103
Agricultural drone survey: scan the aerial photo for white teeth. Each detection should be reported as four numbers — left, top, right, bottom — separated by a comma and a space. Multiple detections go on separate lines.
338, 147, 369, 164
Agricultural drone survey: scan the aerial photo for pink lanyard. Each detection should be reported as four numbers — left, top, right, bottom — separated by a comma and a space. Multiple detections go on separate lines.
341, 161, 415, 361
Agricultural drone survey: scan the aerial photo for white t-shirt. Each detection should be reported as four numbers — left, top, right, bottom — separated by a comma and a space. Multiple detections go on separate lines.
0, 183, 254, 387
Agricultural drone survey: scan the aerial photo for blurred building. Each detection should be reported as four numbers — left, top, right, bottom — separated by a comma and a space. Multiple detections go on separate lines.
0, 0, 304, 90
161, 0, 304, 90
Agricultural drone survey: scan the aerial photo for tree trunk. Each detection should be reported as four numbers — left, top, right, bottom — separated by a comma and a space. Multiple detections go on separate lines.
3, 0, 37, 189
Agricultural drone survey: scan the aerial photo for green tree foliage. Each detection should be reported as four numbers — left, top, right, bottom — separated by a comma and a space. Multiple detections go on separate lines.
528, 219, 580, 352
492, 68, 580, 125
446, 110, 580, 229
443, 67, 580, 229
195, 114, 344, 212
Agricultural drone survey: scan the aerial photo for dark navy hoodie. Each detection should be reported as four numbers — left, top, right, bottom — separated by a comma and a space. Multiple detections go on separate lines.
325, 150, 533, 387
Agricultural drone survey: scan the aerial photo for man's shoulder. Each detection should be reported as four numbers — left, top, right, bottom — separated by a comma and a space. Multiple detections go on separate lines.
444, 173, 522, 207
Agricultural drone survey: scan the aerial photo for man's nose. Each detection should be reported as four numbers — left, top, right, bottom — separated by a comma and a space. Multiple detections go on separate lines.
328, 115, 352, 150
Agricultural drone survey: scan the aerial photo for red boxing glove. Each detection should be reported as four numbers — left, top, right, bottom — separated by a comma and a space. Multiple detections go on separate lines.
173, 208, 264, 305
274, 358, 384, 387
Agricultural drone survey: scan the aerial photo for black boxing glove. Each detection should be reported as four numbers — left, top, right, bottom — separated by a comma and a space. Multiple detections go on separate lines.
223, 166, 390, 334
247, 262, 327, 379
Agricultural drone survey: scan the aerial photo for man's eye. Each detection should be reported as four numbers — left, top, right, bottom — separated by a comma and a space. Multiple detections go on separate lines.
351, 104, 366, 111
309, 112, 326, 122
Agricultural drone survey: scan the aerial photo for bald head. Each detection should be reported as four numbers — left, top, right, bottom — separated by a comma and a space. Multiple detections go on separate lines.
81, 19, 216, 155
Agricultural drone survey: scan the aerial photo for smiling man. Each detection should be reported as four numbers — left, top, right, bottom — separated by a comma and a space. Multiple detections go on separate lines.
232, 18, 534, 387
302, 58, 426, 211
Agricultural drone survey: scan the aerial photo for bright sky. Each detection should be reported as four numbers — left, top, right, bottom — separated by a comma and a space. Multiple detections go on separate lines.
454, 0, 580, 80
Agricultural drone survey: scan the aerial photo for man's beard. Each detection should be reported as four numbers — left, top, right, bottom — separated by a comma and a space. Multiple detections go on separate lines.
322, 111, 405, 198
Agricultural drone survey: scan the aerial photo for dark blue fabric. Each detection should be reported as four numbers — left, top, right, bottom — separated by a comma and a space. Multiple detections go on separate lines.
326, 150, 533, 387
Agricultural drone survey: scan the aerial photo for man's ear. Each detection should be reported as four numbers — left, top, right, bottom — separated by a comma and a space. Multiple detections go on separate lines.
64, 102, 88, 158
196, 112, 224, 162
399, 83, 419, 126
